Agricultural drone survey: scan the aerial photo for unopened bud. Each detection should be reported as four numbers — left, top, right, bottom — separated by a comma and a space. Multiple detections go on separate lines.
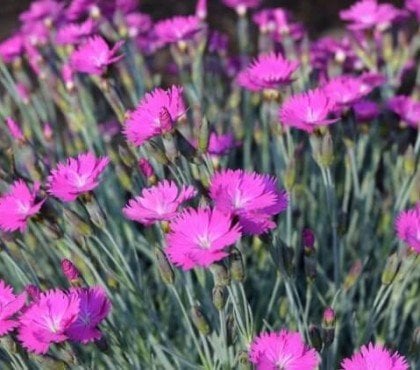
25, 284, 41, 302
343, 259, 362, 290
212, 285, 226, 310
198, 118, 210, 153
5, 117, 25, 142
381, 253, 400, 285
61, 259, 81, 284
118, 145, 136, 167
43, 123, 53, 141
175, 130, 198, 162
236, 350, 251, 369
302, 228, 315, 253
95, 336, 109, 352
311, 131, 334, 168
283, 160, 296, 191
403, 145, 415, 176
210, 262, 230, 286
84, 197, 106, 228
322, 307, 336, 347
159, 107, 174, 133
229, 248, 245, 282
154, 248, 175, 285
226, 313, 236, 345
64, 209, 92, 236
138, 158, 155, 178
190, 305, 211, 335
148, 141, 170, 165
309, 325, 323, 352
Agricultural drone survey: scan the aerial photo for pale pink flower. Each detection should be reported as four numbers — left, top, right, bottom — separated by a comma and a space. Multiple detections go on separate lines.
222, 0, 261, 15
70, 35, 124, 75
0, 34, 24, 63
249, 329, 320, 370
340, 0, 403, 32
209, 169, 288, 235
56, 19, 95, 46
388, 95, 420, 128
395, 205, 420, 253
5, 117, 24, 141
341, 343, 408, 370
165, 207, 242, 270
47, 152, 110, 202
123, 180, 196, 226
353, 100, 379, 123
0, 280, 26, 336
66, 286, 110, 344
0, 180, 44, 232
279, 88, 339, 132
155, 16, 203, 45
124, 86, 186, 146
18, 290, 80, 354
237, 53, 299, 92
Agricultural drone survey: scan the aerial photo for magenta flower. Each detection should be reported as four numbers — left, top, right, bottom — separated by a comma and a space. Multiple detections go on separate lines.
70, 36, 124, 75
47, 152, 109, 202
237, 53, 299, 92
0, 280, 26, 336
123, 180, 196, 226
19, 0, 63, 24
340, 0, 402, 32
124, 86, 186, 146
196, 0, 207, 20
279, 88, 339, 133
0, 34, 24, 63
18, 290, 80, 354
395, 205, 420, 253
341, 343, 408, 370
207, 133, 236, 156
66, 0, 104, 21
0, 180, 44, 233
249, 330, 320, 370
353, 100, 379, 123
56, 19, 95, 46
155, 16, 203, 46
210, 169, 288, 235
222, 0, 262, 15
165, 207, 242, 270
388, 95, 420, 128
123, 12, 152, 38
66, 286, 111, 344
406, 0, 420, 20
5, 117, 24, 141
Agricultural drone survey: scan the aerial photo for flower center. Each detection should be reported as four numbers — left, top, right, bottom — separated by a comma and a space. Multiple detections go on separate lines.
197, 234, 212, 249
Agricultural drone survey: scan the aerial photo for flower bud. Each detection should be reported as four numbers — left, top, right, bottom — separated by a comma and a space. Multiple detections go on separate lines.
309, 325, 323, 352
190, 305, 211, 335
343, 259, 362, 290
283, 160, 296, 191
403, 145, 415, 176
25, 284, 41, 302
302, 228, 315, 253
236, 350, 251, 369
118, 145, 136, 167
61, 259, 81, 284
43, 123, 53, 141
195, 0, 207, 20
311, 131, 334, 168
322, 307, 336, 347
381, 253, 400, 285
95, 337, 109, 352
63, 209, 93, 236
5, 117, 25, 142
138, 158, 155, 178
210, 262, 230, 286
148, 141, 170, 165
159, 107, 174, 133
154, 248, 175, 285
84, 197, 106, 229
229, 248, 245, 282
212, 285, 226, 310
198, 118, 210, 153
226, 313, 236, 345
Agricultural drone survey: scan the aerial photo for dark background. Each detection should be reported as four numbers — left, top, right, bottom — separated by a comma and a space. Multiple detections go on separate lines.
0, 0, 404, 39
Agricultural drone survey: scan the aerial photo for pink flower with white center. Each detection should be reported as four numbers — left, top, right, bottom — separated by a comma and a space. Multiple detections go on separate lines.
66, 286, 110, 344
56, 19, 95, 46
395, 205, 420, 253
388, 95, 420, 128
340, 0, 403, 32
209, 169, 288, 235
0, 34, 24, 63
222, 0, 262, 15
124, 86, 186, 146
70, 35, 124, 75
123, 180, 196, 226
47, 152, 110, 202
340, 343, 408, 370
279, 88, 339, 133
0, 280, 26, 336
249, 330, 320, 370
5, 117, 24, 141
165, 207, 242, 270
237, 53, 299, 92
324, 76, 372, 110
406, 0, 420, 20
353, 100, 379, 123
18, 290, 80, 355
155, 16, 203, 46
0, 180, 44, 233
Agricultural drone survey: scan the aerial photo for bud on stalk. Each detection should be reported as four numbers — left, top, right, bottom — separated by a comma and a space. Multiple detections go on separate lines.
322, 307, 336, 347
190, 305, 211, 335
212, 285, 226, 310
229, 248, 245, 282
154, 248, 175, 285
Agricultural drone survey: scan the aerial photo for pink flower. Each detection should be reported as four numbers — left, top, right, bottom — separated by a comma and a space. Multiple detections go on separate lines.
340, 343, 408, 370
0, 34, 24, 63
18, 290, 80, 354
123, 180, 196, 226
47, 152, 109, 202
66, 286, 110, 344
388, 95, 420, 128
19, 0, 64, 24
196, 0, 207, 20
165, 207, 242, 270
207, 133, 236, 156
249, 330, 320, 370
395, 205, 420, 253
324, 76, 372, 110
124, 86, 186, 146
5, 117, 24, 141
123, 12, 152, 38
340, 0, 403, 32
222, 0, 261, 15
66, 0, 105, 21
0, 180, 44, 232
237, 53, 299, 92
155, 16, 203, 45
353, 100, 379, 123
406, 0, 420, 20
70, 36, 124, 75
279, 88, 339, 133
0, 280, 26, 336
56, 19, 95, 46
209, 169, 288, 235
